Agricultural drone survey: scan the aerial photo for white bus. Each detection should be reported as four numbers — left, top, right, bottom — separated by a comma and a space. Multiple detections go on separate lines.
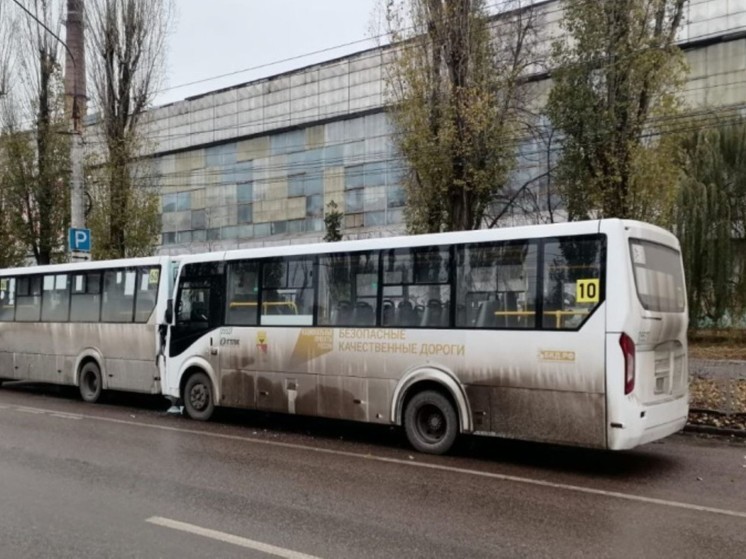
163, 219, 689, 454
0, 256, 176, 402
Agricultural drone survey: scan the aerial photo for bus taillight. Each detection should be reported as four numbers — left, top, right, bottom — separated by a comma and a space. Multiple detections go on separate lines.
620, 333, 635, 395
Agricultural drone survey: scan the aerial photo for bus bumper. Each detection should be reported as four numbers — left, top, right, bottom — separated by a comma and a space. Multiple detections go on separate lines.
607, 395, 688, 450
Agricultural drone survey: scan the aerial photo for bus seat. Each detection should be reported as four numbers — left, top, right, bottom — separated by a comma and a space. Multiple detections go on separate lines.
476, 300, 500, 328
397, 300, 417, 327
334, 300, 353, 324
421, 299, 443, 328
353, 301, 375, 325
381, 299, 395, 326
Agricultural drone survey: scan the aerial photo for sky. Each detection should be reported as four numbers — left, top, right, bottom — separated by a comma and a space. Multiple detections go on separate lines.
155, 0, 380, 107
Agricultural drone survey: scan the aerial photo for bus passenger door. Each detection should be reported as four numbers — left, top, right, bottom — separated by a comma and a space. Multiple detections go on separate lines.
168, 263, 225, 400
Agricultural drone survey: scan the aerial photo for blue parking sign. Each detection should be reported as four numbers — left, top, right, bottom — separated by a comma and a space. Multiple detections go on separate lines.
69, 227, 91, 252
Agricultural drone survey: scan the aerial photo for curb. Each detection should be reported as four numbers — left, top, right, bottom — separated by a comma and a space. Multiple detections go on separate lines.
684, 423, 746, 438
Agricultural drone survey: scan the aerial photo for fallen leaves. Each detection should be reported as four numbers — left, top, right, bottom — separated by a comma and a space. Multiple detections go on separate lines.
688, 378, 746, 431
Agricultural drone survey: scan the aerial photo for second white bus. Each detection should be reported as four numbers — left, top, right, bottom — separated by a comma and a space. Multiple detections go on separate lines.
0, 256, 176, 401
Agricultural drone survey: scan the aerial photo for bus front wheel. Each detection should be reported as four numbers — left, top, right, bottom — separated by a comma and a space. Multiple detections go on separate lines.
183, 372, 215, 421
404, 390, 458, 455
79, 362, 103, 403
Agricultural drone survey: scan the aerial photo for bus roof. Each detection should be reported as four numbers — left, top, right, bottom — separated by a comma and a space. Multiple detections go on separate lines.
0, 255, 174, 276
180, 219, 617, 265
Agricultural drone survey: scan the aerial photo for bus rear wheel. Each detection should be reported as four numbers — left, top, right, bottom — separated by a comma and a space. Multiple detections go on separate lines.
79, 362, 103, 403
404, 390, 458, 455
183, 372, 214, 421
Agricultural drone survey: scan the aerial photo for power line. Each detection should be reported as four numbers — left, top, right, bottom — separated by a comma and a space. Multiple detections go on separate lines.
153, 0, 735, 103
154, 0, 537, 98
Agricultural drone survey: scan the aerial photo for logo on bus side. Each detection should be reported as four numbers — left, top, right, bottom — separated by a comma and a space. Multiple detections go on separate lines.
538, 350, 576, 362
256, 330, 268, 354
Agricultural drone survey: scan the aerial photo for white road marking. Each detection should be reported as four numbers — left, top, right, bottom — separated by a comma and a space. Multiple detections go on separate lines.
49, 413, 82, 420
147, 516, 323, 559
15, 407, 45, 414
0, 404, 82, 420
5, 402, 746, 521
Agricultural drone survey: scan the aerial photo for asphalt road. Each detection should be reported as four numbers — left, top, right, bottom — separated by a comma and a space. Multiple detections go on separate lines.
0, 382, 745, 559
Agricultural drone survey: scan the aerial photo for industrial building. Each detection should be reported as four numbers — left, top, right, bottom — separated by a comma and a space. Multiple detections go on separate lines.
134, 0, 746, 254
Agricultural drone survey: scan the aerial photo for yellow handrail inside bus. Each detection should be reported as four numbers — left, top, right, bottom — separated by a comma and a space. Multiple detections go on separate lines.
493, 309, 590, 328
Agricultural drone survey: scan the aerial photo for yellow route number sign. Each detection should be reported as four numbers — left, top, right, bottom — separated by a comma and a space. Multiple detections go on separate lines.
576, 279, 600, 304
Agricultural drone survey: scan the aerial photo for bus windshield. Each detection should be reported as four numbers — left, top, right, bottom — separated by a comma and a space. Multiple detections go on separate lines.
629, 239, 686, 313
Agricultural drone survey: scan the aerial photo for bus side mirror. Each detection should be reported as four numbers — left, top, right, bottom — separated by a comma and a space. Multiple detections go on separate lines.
165, 299, 173, 324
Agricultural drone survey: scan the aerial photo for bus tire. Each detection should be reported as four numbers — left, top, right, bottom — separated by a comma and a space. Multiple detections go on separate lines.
79, 362, 103, 403
183, 371, 214, 421
404, 389, 458, 455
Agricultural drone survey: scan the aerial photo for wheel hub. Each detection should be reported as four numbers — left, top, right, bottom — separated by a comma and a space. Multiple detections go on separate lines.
418, 405, 446, 441
190, 385, 207, 410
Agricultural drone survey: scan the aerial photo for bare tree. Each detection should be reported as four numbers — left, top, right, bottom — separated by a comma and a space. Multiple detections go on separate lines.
86, 0, 172, 258
0, 0, 70, 265
0, 1, 14, 97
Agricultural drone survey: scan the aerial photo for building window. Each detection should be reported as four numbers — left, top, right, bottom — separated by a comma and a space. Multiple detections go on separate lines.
238, 204, 253, 224
306, 194, 323, 219
176, 191, 191, 211
237, 181, 253, 204
364, 211, 385, 227
162, 193, 177, 213
288, 219, 305, 234
288, 173, 305, 198
345, 189, 364, 213
345, 165, 364, 190
344, 213, 363, 229
305, 218, 323, 232
222, 226, 239, 239
254, 223, 271, 237
191, 210, 206, 230
364, 162, 387, 187
387, 185, 406, 208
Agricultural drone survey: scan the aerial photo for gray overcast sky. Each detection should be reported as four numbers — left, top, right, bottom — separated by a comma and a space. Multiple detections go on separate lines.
156, 0, 380, 106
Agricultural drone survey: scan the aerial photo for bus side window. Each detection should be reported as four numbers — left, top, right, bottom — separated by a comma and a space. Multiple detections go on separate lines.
70, 273, 102, 323
542, 236, 604, 330
456, 241, 538, 329
15, 276, 42, 322
134, 267, 160, 323
101, 270, 136, 323
318, 252, 378, 327
0, 277, 16, 321
226, 261, 259, 326
41, 274, 70, 322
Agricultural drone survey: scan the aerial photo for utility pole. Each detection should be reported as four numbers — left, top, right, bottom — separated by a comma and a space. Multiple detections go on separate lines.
64, 0, 89, 260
